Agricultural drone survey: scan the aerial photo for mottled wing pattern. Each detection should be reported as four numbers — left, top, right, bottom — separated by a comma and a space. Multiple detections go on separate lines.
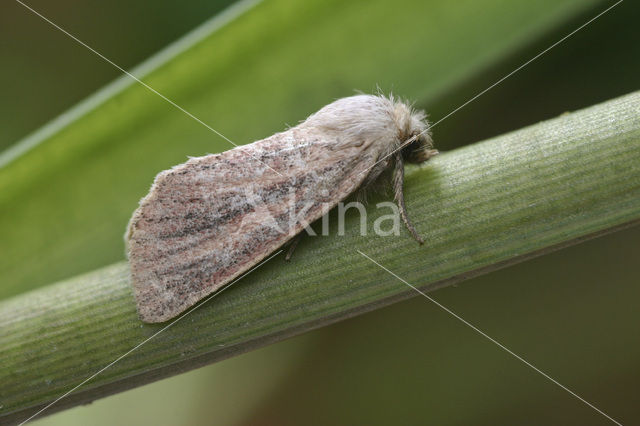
127, 128, 383, 322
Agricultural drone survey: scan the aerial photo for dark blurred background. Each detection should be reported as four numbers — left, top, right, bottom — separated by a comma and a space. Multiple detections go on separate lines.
2, 0, 639, 425
0, 0, 237, 150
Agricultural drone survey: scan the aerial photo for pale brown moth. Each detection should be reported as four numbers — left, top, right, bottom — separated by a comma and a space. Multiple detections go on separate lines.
126, 94, 437, 322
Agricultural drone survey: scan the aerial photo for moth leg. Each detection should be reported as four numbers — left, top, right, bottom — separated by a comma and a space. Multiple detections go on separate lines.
393, 152, 425, 244
357, 156, 392, 204
361, 157, 391, 189
285, 233, 303, 261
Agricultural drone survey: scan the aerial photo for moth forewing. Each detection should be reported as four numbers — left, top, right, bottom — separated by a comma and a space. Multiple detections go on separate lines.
126, 94, 435, 322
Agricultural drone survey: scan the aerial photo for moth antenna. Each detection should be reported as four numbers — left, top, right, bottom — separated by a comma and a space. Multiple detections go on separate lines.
393, 151, 424, 244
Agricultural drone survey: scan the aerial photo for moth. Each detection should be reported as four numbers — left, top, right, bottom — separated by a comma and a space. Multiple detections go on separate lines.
126, 94, 437, 322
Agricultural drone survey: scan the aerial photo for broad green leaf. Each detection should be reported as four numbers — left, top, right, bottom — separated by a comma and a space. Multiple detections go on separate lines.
0, 0, 603, 299
3, 90, 639, 422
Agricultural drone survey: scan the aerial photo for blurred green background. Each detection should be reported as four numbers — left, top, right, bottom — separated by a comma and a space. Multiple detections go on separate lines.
1, 0, 638, 424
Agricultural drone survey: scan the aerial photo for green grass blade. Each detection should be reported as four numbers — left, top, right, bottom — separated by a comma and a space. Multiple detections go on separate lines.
1, 91, 638, 422
0, 0, 603, 299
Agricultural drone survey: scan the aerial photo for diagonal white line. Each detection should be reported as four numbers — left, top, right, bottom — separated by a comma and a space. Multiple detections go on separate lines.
357, 0, 624, 180
14, 0, 231, 148
428, 0, 623, 130
18, 250, 283, 426
14, 0, 283, 177
357, 250, 623, 426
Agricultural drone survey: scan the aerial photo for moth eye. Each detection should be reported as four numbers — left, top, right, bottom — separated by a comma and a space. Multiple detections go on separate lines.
401, 142, 416, 158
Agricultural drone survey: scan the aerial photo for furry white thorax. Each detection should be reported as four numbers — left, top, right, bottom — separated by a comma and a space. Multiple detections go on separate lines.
300, 94, 429, 160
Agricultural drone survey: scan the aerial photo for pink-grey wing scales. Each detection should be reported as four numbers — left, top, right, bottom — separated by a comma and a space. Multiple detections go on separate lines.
127, 128, 383, 322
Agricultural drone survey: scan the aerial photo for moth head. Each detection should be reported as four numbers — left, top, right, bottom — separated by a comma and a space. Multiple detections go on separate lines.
390, 98, 438, 164
301, 94, 438, 164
